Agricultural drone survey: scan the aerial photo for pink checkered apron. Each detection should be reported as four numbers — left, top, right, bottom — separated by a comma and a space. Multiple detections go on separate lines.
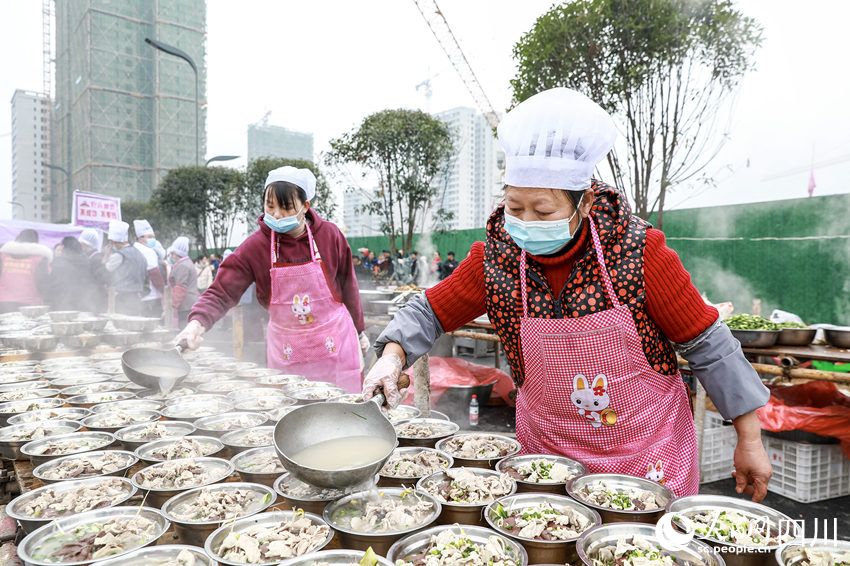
266, 224, 361, 393
515, 220, 699, 496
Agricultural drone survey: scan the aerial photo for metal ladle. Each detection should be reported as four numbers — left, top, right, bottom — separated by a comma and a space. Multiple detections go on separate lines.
121, 343, 190, 395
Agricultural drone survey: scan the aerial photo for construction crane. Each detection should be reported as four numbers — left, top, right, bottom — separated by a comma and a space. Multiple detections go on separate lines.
412, 0, 500, 129
415, 72, 439, 113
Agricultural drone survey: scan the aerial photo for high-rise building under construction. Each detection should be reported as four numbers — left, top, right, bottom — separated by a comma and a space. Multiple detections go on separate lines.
52, 1, 206, 220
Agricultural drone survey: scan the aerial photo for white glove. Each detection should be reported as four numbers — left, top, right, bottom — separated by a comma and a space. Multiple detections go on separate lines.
358, 331, 371, 357
362, 352, 407, 409
175, 319, 205, 350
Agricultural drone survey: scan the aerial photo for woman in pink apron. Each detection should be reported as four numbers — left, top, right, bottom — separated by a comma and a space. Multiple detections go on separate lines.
363, 88, 773, 501
177, 166, 367, 393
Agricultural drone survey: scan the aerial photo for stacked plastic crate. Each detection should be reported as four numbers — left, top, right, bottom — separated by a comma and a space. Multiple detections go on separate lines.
700, 410, 737, 483
763, 434, 850, 503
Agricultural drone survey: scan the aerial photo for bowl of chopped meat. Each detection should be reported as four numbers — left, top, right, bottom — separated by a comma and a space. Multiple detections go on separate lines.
89, 399, 163, 414
577, 521, 724, 566
32, 449, 138, 484
485, 493, 601, 565
7, 406, 91, 426
394, 418, 460, 448
566, 473, 672, 524
776, 539, 850, 566
80, 409, 161, 434
221, 425, 276, 456
7, 476, 137, 533
136, 435, 225, 464
417, 467, 517, 527
131, 457, 235, 508
94, 544, 216, 566
324, 487, 442, 555
378, 447, 453, 488
204, 510, 334, 566
161, 482, 276, 547
0, 420, 82, 460
496, 454, 586, 494
255, 373, 306, 387
387, 524, 528, 566
113, 420, 196, 452
66, 391, 136, 408
22, 431, 117, 467
160, 397, 235, 422
273, 472, 350, 515
194, 412, 269, 438
231, 445, 287, 488
17, 505, 170, 565
435, 433, 521, 469
278, 549, 395, 566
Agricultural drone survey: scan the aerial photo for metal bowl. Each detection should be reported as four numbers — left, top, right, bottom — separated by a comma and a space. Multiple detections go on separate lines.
90, 398, 163, 414
197, 379, 255, 394
777, 328, 817, 346
204, 510, 333, 566
64, 333, 103, 349
48, 374, 110, 388
49, 320, 85, 336
22, 334, 59, 352
255, 373, 305, 387
385, 405, 423, 423
435, 433, 522, 469
0, 397, 66, 426
88, 351, 123, 361
6, 476, 137, 533
80, 409, 161, 433
485, 492, 601, 565
278, 550, 395, 566
60, 380, 125, 398
78, 317, 108, 332
417, 468, 518, 526
668, 494, 799, 566
283, 380, 338, 394
17, 506, 170, 566
161, 481, 276, 546
160, 398, 234, 422
163, 393, 230, 407
387, 524, 529, 566
566, 473, 672, 524
236, 367, 283, 379
19, 305, 50, 318
66, 390, 136, 407
577, 522, 725, 566
825, 328, 850, 349
420, 409, 450, 420
137, 385, 196, 402
114, 420, 196, 451
8, 406, 90, 425
22, 431, 118, 467
112, 316, 160, 332
221, 425, 275, 455
730, 329, 780, 348
0, 420, 81, 460
32, 448, 137, 483
0, 384, 59, 403
0, 370, 43, 385
394, 418, 460, 448
194, 411, 269, 438
273, 472, 349, 515
220, 361, 258, 373
776, 539, 850, 566
47, 310, 79, 322
136, 435, 225, 464
231, 445, 287, 487
262, 405, 298, 422
184, 371, 233, 385
102, 330, 143, 347
324, 487, 442, 555
95, 544, 215, 566
378, 446, 454, 488
496, 453, 587, 493
228, 386, 292, 403
131, 456, 235, 508
287, 385, 347, 404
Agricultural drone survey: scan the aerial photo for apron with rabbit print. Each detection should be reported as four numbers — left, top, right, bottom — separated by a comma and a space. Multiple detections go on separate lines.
266, 224, 361, 393
515, 219, 699, 496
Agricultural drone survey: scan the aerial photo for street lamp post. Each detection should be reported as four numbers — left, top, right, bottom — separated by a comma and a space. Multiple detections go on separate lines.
9, 201, 25, 218
145, 37, 199, 167
43, 163, 70, 222
205, 155, 240, 167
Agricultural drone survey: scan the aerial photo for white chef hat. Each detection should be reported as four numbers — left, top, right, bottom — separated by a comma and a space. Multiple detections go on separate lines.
78, 228, 103, 253
498, 87, 617, 191
168, 236, 189, 258
264, 166, 316, 201
133, 219, 154, 237
108, 220, 130, 243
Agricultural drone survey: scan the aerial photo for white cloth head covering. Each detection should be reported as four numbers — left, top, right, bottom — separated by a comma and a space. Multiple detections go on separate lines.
264, 166, 316, 201
78, 228, 103, 253
108, 220, 130, 243
133, 219, 154, 237
169, 236, 189, 258
498, 87, 617, 191
222, 249, 233, 260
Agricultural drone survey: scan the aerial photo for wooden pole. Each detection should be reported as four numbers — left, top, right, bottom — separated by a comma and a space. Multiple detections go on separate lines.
163, 287, 173, 329
413, 354, 432, 417
232, 305, 244, 361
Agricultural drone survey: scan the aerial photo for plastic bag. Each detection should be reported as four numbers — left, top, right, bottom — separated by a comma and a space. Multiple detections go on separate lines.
769, 309, 805, 325
757, 381, 850, 458
401, 356, 515, 407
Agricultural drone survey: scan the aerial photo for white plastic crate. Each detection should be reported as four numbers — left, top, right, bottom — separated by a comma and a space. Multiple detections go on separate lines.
763, 434, 850, 503
700, 411, 736, 483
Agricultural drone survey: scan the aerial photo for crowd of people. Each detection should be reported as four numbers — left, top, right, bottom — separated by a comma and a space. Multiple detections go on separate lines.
0, 220, 235, 327
352, 248, 459, 288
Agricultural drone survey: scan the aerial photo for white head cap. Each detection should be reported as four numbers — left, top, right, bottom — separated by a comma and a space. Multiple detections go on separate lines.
133, 219, 154, 238
78, 228, 103, 253
264, 166, 316, 201
498, 87, 617, 192
108, 220, 130, 243
169, 236, 189, 258
222, 249, 233, 260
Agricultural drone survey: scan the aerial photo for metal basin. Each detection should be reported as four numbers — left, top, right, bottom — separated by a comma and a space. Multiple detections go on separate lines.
131, 456, 235, 508
66, 390, 136, 407
730, 329, 779, 348
161, 481, 275, 546
197, 379, 254, 394
17, 506, 170, 566
48, 374, 110, 388
64, 333, 103, 349
577, 521, 725, 566
0, 420, 81, 460
160, 398, 234, 422
90, 398, 163, 414
435, 433, 522, 469
112, 316, 160, 332
19, 305, 50, 318
32, 449, 137, 483
825, 328, 850, 349
777, 328, 816, 346
566, 473, 672, 524
230, 445, 286, 487
417, 468, 517, 526
384, 405, 422, 423
22, 334, 59, 352
236, 367, 283, 379
95, 545, 215, 566
394, 418, 460, 448
273, 472, 349, 515
194, 411, 268, 438
22, 431, 117, 467
387, 524, 528, 566
485, 493, 600, 565
776, 539, 850, 566
50, 320, 85, 336
0, 397, 66, 426
496, 453, 586, 493
324, 487, 442, 555
103, 330, 143, 346
136, 435, 225, 464
80, 409, 161, 434
7, 406, 90, 425
114, 420, 196, 451
60, 380, 125, 398
279, 550, 394, 566
378, 446, 453, 488
78, 317, 108, 332
222, 425, 276, 455
287, 385, 347, 404
47, 310, 79, 322
255, 373, 305, 387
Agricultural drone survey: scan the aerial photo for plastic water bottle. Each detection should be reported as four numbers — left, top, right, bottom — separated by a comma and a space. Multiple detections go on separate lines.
469, 394, 479, 427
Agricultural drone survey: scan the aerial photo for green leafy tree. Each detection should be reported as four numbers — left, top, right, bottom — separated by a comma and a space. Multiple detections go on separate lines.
243, 157, 337, 223
121, 200, 180, 249
326, 109, 454, 253
511, 0, 762, 227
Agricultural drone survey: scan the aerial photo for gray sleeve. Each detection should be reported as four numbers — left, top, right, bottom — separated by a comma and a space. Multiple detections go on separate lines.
675, 317, 770, 421
373, 292, 444, 370
105, 253, 123, 272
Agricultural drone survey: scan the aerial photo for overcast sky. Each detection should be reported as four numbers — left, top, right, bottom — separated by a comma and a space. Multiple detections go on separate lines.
1, 0, 848, 222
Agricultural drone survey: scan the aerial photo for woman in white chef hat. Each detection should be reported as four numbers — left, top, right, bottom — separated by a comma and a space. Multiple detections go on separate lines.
362, 88, 772, 500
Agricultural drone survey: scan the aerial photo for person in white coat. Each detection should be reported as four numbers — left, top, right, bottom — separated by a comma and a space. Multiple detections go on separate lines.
133, 219, 166, 319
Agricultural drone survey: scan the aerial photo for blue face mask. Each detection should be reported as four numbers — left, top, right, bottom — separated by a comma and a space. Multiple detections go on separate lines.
263, 209, 302, 233
504, 208, 580, 256
146, 238, 157, 248
167, 256, 175, 264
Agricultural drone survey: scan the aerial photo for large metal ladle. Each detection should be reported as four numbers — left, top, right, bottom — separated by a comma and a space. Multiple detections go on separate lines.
121, 343, 190, 395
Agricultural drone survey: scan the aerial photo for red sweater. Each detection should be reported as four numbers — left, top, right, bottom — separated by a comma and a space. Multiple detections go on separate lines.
426, 220, 717, 343
189, 211, 365, 333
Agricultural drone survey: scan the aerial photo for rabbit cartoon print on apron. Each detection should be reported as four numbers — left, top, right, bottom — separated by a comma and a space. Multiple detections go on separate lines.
515, 218, 699, 496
